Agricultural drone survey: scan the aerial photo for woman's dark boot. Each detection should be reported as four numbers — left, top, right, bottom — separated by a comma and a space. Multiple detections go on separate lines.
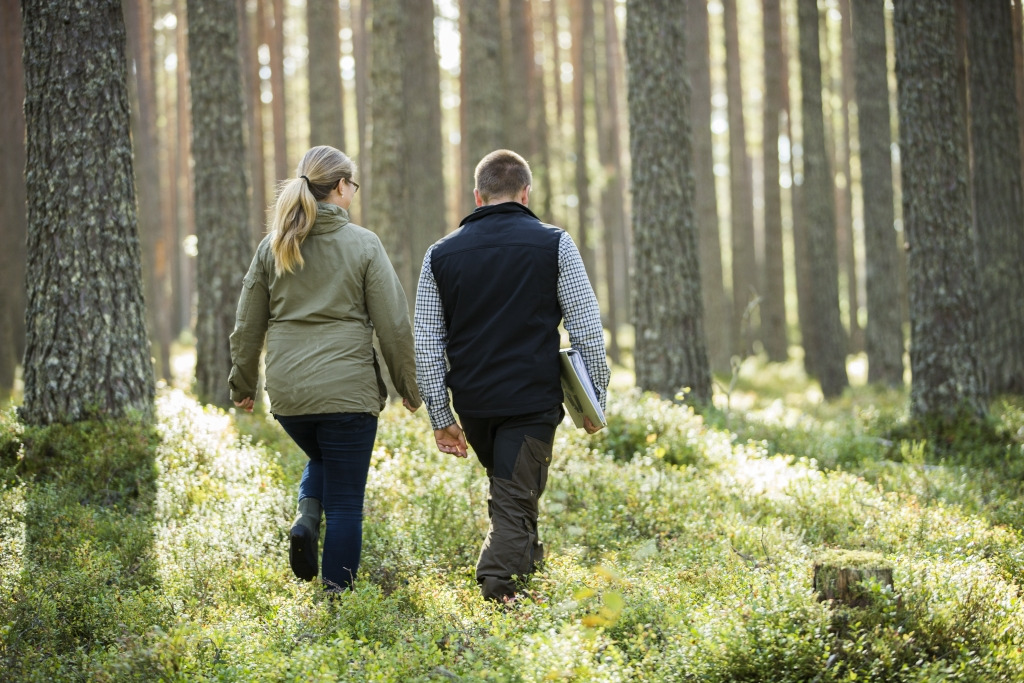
289, 497, 322, 581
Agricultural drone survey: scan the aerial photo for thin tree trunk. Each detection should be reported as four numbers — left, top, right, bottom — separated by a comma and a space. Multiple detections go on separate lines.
602, 0, 632, 359
761, 0, 789, 362
0, 0, 27, 400
782, 0, 814, 377
571, 0, 596, 281
175, 0, 194, 341
797, 0, 849, 397
370, 0, 409, 294
188, 0, 254, 406
627, 0, 711, 404
594, 0, 628, 365
125, 0, 172, 382
21, 0, 154, 424
241, 0, 267, 243
851, 0, 904, 386
686, 0, 730, 374
966, 0, 1024, 395
268, 0, 288, 181
460, 0, 507, 214
353, 0, 371, 225
892, 0, 987, 422
836, 0, 861, 353
723, 0, 759, 358
308, 0, 346, 150
405, 0, 447, 285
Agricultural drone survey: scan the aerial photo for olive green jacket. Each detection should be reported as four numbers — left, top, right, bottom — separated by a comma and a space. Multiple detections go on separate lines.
228, 203, 421, 416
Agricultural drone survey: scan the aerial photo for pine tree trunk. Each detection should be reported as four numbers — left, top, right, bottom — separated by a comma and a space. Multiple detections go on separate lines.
352, 0, 371, 225
685, 0, 730, 375
571, 0, 596, 282
594, 0, 629, 365
966, 0, 1024, 396
404, 0, 447, 287
370, 0, 408, 294
797, 0, 848, 397
21, 0, 154, 425
780, 0, 815, 377
308, 0, 346, 150
0, 0, 27, 401
836, 0, 862, 354
627, 0, 711, 404
188, 0, 254, 406
460, 0, 506, 214
893, 0, 987, 422
268, 0, 288, 182
723, 0, 759, 358
240, 0, 267, 245
851, 0, 904, 387
761, 0, 789, 363
125, 0, 172, 383
175, 0, 195, 341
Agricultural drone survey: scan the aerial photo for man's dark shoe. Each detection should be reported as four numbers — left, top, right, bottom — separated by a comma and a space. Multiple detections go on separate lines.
289, 523, 318, 581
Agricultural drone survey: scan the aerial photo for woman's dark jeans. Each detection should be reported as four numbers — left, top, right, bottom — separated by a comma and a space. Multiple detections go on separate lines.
274, 412, 378, 590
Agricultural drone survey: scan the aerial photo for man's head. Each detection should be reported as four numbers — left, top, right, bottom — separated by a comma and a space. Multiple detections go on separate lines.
474, 149, 532, 206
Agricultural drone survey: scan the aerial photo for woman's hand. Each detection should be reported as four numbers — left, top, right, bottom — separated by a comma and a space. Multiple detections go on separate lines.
402, 398, 419, 413
233, 397, 254, 413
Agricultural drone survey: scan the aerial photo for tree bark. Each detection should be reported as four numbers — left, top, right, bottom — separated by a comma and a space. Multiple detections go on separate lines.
685, 0, 730, 375
353, 0, 371, 225
797, 0, 849, 398
460, 0, 507, 214
187, 0, 254, 406
851, 0, 904, 387
627, 0, 711, 404
761, 0, 789, 362
268, 0, 288, 181
308, 0, 346, 151
125, 0, 172, 383
404, 0, 447, 285
834, 0, 861, 354
893, 0, 987, 422
0, 0, 27, 401
240, 0, 267, 245
570, 0, 597, 282
966, 0, 1024, 396
370, 0, 446, 302
594, 0, 630, 365
723, 0, 759, 358
21, 0, 154, 424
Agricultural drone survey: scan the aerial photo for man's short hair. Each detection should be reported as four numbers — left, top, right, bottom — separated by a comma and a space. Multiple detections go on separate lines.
474, 149, 532, 204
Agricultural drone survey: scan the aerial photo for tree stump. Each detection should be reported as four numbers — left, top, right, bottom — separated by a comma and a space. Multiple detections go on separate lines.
813, 550, 893, 608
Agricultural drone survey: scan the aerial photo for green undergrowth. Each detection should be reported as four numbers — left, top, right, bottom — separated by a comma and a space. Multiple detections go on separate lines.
0, 369, 1023, 681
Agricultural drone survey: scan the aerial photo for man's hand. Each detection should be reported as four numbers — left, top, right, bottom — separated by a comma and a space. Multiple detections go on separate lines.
233, 397, 254, 413
434, 423, 469, 458
583, 416, 603, 434
402, 398, 419, 413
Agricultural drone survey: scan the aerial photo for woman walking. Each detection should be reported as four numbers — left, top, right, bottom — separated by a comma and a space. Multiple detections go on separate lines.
229, 145, 420, 592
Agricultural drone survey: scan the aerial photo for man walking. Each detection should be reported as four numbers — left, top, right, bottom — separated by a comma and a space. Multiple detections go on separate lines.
414, 149, 609, 602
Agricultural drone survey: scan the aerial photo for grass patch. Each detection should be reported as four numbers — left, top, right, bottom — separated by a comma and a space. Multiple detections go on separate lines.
0, 365, 1023, 680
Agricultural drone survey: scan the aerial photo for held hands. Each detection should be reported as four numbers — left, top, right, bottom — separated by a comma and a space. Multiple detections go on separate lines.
233, 397, 254, 413
434, 423, 469, 458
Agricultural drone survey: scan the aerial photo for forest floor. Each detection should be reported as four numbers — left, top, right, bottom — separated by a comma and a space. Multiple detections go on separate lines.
1, 352, 1024, 681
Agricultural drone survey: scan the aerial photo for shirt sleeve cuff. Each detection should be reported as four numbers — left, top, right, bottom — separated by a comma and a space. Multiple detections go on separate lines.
428, 405, 457, 431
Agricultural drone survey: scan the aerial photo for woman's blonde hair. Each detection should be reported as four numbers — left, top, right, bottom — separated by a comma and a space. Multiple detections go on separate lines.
270, 145, 356, 274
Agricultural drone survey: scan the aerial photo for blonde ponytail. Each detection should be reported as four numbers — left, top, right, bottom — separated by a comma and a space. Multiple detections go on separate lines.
269, 146, 357, 274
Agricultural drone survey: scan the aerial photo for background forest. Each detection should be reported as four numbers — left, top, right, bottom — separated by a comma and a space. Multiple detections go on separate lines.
2, 0, 1024, 681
